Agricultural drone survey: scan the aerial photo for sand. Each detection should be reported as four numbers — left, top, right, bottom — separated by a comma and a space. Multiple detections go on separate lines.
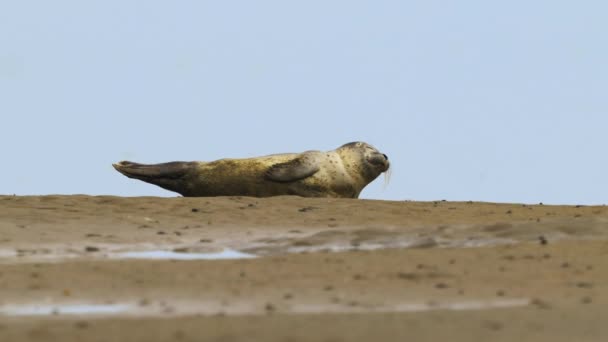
1, 195, 607, 341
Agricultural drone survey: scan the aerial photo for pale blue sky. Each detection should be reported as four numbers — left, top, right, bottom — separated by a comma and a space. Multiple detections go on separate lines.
1, 1, 606, 204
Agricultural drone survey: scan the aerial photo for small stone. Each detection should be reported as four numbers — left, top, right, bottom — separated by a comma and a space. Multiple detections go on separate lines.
74, 321, 89, 329
576, 282, 593, 289
174, 330, 185, 340
482, 320, 503, 331
397, 272, 417, 280
531, 298, 551, 309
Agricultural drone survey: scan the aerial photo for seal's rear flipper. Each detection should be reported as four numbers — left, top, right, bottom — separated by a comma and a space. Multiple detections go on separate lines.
113, 161, 196, 195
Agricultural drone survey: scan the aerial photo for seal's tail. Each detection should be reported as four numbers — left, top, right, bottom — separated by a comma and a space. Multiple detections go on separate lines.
112, 161, 196, 195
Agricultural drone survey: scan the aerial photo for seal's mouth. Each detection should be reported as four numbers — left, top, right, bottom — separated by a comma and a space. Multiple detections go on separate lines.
367, 153, 390, 172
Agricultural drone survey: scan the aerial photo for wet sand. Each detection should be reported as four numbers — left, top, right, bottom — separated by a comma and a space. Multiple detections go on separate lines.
1, 195, 607, 341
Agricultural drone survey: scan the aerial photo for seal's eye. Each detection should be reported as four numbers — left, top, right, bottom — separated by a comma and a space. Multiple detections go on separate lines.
382, 154, 388, 160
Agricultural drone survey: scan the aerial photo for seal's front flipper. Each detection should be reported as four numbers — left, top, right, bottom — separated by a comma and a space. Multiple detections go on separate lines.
113, 161, 196, 195
264, 154, 320, 183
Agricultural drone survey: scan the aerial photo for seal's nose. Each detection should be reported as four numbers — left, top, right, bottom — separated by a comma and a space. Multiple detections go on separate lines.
382, 154, 388, 160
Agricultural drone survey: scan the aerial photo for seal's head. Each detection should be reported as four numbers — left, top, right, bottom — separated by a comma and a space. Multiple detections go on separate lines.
337, 141, 390, 182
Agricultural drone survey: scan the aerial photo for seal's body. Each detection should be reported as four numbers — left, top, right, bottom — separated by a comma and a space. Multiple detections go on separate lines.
113, 142, 389, 198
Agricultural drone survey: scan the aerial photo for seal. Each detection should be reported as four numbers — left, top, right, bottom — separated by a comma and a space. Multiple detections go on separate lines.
112, 141, 389, 198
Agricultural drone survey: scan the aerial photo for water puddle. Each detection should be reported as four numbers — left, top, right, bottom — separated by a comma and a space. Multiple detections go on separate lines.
242, 236, 521, 256
396, 298, 531, 312
0, 298, 530, 317
112, 249, 256, 260
0, 304, 131, 316
294, 299, 531, 314
0, 247, 257, 263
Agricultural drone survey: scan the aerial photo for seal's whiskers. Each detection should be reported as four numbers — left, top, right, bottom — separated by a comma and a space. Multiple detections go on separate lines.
383, 166, 392, 190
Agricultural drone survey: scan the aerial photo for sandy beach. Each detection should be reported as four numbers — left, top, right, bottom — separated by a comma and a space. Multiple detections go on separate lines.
1, 195, 607, 341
